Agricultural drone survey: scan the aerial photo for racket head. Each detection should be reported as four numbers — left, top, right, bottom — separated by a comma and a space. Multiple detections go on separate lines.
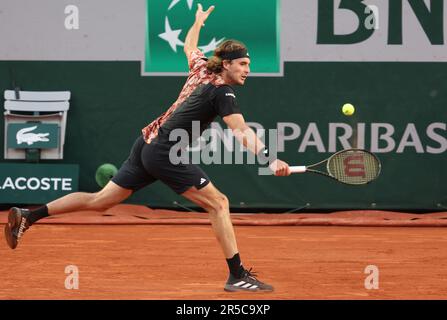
326, 149, 381, 185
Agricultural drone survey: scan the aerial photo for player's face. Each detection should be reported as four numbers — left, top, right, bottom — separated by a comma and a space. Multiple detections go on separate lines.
226, 58, 250, 85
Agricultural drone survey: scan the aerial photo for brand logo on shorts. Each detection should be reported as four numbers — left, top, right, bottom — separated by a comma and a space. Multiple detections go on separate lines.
200, 178, 207, 185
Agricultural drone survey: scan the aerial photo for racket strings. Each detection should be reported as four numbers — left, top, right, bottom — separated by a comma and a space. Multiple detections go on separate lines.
328, 150, 380, 185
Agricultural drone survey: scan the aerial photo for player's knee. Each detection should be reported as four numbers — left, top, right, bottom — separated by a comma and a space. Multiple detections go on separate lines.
208, 194, 229, 214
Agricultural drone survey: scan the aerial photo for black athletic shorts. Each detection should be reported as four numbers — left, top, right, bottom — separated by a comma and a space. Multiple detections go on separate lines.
112, 136, 210, 194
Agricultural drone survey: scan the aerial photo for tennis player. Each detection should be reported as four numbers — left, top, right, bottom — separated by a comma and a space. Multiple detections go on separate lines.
4, 4, 291, 292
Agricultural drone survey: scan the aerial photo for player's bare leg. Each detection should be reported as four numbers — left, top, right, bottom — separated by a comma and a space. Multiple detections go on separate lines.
47, 181, 132, 214
182, 182, 273, 292
182, 183, 238, 258
4, 181, 132, 249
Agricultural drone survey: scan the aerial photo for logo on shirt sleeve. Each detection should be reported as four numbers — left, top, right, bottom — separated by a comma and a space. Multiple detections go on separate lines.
225, 93, 236, 98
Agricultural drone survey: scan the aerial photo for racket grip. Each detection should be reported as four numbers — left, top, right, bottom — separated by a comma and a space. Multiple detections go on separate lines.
290, 166, 307, 173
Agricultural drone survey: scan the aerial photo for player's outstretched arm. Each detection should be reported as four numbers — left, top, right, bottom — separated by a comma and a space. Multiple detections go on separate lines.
223, 114, 291, 176
184, 4, 215, 58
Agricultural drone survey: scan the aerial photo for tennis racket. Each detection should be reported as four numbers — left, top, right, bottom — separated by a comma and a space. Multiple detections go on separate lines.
289, 149, 381, 185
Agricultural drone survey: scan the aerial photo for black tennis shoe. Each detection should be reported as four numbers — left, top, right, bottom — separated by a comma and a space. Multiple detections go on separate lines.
4, 207, 30, 249
224, 268, 274, 292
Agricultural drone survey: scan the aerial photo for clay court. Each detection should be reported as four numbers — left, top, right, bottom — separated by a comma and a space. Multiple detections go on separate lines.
0, 0, 446, 306
2, 205, 447, 300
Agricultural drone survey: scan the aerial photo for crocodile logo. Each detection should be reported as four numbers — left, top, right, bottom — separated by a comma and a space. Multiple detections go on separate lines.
16, 126, 50, 145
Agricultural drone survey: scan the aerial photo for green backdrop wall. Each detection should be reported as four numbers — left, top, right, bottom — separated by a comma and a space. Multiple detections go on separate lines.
0, 61, 446, 210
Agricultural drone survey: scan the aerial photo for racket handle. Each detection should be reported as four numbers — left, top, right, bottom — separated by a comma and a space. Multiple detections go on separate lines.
290, 166, 307, 173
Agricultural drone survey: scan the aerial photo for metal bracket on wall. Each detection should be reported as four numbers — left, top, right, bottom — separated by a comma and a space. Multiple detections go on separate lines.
283, 203, 311, 214
173, 201, 196, 212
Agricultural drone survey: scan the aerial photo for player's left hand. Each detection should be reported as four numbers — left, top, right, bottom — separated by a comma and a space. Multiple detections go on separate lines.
196, 4, 215, 26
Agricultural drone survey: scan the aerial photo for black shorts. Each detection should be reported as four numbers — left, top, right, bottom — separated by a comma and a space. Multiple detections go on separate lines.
112, 136, 210, 194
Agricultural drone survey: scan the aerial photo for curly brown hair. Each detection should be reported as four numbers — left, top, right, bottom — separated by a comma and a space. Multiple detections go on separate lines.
206, 40, 248, 74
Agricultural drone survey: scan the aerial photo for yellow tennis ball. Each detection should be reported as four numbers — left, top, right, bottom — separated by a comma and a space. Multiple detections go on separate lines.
342, 103, 355, 116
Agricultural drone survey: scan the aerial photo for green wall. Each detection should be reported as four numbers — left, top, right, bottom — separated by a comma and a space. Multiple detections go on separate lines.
0, 61, 446, 210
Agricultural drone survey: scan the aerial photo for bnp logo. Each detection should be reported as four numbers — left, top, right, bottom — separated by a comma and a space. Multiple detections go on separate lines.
318, 0, 444, 45
7, 123, 59, 149
144, 0, 281, 76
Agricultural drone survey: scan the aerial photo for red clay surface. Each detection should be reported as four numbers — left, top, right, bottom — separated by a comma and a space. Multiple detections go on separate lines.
1, 205, 447, 227
1, 223, 447, 299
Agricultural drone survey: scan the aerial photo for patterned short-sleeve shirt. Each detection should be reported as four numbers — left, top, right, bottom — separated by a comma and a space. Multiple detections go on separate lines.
141, 50, 226, 144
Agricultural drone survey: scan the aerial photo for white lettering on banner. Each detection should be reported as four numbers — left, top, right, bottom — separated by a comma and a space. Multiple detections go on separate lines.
328, 123, 352, 152
16, 177, 27, 190
178, 122, 446, 155
0, 178, 73, 191
357, 123, 366, 149
51, 178, 62, 190
164, 121, 446, 166
41, 178, 51, 191
396, 123, 424, 153
2, 178, 15, 190
277, 123, 301, 151
27, 178, 40, 191
426, 123, 447, 154
298, 123, 326, 153
62, 179, 72, 191
371, 123, 396, 153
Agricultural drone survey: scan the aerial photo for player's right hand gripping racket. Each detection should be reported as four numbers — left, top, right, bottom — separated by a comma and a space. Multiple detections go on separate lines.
289, 149, 381, 185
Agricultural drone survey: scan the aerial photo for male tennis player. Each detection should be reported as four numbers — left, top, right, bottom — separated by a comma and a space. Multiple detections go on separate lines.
4, 4, 291, 292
